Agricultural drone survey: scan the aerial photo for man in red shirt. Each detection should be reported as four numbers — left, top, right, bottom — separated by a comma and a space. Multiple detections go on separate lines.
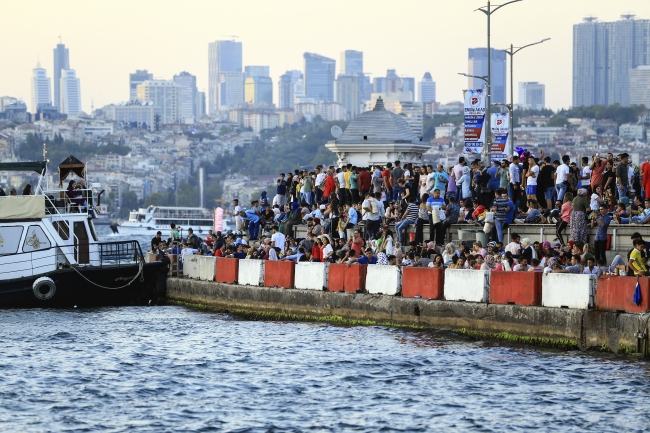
213, 242, 226, 257
358, 167, 372, 198
590, 155, 604, 195
323, 170, 336, 201
350, 229, 364, 257
382, 163, 393, 198
642, 156, 650, 199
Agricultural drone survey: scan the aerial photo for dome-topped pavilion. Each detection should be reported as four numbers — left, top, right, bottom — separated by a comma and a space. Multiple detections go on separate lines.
325, 97, 430, 168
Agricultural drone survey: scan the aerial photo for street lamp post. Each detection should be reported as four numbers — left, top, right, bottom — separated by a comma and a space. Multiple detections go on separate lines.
475, 0, 523, 164
505, 38, 551, 153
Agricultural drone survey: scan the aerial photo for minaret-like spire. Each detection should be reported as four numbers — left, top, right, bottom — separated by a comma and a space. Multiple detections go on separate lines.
373, 96, 386, 111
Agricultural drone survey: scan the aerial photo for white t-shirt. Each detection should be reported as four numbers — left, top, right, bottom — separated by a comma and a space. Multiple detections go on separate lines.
322, 244, 333, 258
513, 264, 530, 272
271, 232, 286, 251
528, 165, 539, 186
556, 164, 570, 184
336, 172, 346, 188
315, 172, 325, 187
590, 194, 600, 211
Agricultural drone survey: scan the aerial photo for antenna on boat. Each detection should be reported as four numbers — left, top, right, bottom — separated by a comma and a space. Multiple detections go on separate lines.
43, 142, 50, 190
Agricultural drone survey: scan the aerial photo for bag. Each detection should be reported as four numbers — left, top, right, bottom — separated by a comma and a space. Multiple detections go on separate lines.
483, 222, 493, 234
431, 207, 441, 224
484, 211, 495, 224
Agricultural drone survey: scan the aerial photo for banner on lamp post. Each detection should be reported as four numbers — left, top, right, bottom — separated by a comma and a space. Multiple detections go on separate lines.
463, 89, 486, 156
490, 112, 510, 163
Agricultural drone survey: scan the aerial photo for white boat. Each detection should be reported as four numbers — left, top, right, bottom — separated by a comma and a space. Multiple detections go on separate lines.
0, 157, 165, 307
118, 206, 228, 237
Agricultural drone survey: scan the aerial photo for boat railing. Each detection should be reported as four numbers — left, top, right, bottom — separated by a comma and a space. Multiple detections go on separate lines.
97, 240, 143, 267
41, 187, 93, 217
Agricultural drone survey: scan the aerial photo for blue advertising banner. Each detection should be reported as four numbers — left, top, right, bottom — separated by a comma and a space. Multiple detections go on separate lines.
463, 89, 486, 155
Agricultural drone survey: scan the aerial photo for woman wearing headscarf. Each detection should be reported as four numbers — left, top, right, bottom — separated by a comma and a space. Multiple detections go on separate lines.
442, 242, 458, 266
520, 238, 537, 263
377, 252, 389, 265
480, 254, 496, 271
570, 188, 590, 244
457, 166, 472, 201
281, 202, 302, 236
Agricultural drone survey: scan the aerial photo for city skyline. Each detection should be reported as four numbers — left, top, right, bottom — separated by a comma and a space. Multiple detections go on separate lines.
0, 0, 647, 112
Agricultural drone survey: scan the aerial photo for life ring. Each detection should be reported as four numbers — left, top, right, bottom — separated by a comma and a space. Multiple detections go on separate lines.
33, 277, 56, 301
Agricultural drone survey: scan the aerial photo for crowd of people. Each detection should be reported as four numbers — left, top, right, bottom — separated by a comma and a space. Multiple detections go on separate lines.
150, 151, 650, 278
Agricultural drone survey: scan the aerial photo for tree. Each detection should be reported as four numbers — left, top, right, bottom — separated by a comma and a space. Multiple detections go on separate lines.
120, 190, 139, 218
547, 115, 570, 128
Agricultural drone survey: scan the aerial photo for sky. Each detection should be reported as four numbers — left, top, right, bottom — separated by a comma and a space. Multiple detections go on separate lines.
0, 0, 647, 112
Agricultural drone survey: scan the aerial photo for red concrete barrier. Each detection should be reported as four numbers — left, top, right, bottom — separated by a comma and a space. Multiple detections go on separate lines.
264, 260, 295, 288
402, 267, 444, 299
490, 272, 542, 306
328, 264, 367, 293
216, 258, 239, 284
596, 276, 650, 313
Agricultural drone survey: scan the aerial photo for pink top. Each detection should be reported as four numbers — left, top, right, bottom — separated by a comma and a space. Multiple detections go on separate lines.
561, 202, 572, 223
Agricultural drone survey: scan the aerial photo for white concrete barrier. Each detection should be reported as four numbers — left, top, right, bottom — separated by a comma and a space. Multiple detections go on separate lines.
366, 265, 402, 295
294, 262, 329, 291
183, 255, 201, 280
198, 256, 216, 281
444, 269, 490, 302
238, 259, 265, 286
542, 274, 597, 309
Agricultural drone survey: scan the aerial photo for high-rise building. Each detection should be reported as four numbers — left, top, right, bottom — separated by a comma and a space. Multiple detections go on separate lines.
340, 50, 363, 75
173, 71, 198, 121
468, 48, 507, 104
278, 70, 303, 109
418, 72, 436, 103
573, 15, 650, 107
130, 70, 153, 100
219, 72, 245, 109
208, 40, 243, 113
31, 63, 52, 112
362, 75, 372, 101
401, 77, 415, 101
386, 69, 402, 94
518, 82, 546, 110
53, 43, 69, 110
245, 66, 270, 78
303, 53, 335, 102
336, 74, 361, 120
245, 76, 273, 107
136, 80, 181, 124
629, 66, 650, 107
373, 77, 386, 93
59, 69, 81, 116
196, 91, 206, 118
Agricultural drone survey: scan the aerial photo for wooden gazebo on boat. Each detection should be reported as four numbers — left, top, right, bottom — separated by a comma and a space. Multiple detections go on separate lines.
58, 155, 86, 187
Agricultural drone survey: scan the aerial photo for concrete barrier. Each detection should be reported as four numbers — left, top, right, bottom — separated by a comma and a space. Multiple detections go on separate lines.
216, 258, 239, 284
183, 255, 201, 279
542, 274, 597, 309
596, 276, 650, 313
402, 267, 444, 299
264, 260, 295, 288
490, 272, 542, 306
198, 256, 216, 281
444, 269, 489, 302
366, 265, 401, 295
238, 259, 265, 286
328, 263, 367, 293
295, 262, 329, 291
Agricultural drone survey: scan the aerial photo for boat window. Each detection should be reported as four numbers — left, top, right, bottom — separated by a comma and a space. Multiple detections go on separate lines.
53, 220, 70, 240
23, 225, 51, 252
0, 226, 24, 255
88, 220, 99, 242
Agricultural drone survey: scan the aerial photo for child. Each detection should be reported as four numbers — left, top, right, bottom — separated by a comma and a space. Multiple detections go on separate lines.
529, 258, 543, 272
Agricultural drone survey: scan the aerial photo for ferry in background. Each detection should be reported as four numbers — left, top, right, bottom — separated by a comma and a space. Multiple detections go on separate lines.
0, 156, 166, 307
117, 206, 227, 237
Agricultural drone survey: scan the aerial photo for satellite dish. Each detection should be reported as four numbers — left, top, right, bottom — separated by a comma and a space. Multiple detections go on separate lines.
331, 125, 343, 139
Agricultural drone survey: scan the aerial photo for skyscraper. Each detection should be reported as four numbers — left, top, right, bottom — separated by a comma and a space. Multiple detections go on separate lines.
244, 76, 273, 107
303, 53, 335, 102
417, 72, 436, 103
573, 15, 650, 107
130, 70, 153, 100
208, 40, 243, 113
629, 66, 650, 107
401, 77, 415, 101
245, 66, 270, 78
31, 62, 52, 112
340, 50, 363, 75
278, 70, 302, 109
386, 69, 402, 94
373, 77, 386, 93
468, 48, 507, 104
53, 42, 69, 109
173, 71, 198, 121
518, 82, 546, 110
219, 72, 245, 109
336, 74, 361, 120
136, 80, 181, 124
59, 69, 81, 116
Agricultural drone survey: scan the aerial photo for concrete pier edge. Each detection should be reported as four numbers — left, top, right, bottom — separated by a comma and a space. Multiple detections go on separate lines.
166, 277, 650, 357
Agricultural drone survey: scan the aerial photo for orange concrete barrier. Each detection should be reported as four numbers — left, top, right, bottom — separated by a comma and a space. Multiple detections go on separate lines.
402, 267, 444, 299
328, 264, 367, 293
490, 272, 542, 306
215, 258, 239, 284
596, 276, 650, 313
264, 260, 295, 288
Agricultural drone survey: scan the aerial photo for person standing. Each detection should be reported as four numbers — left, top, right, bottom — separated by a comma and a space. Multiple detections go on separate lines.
579, 157, 591, 190
508, 155, 521, 210
571, 189, 590, 245
616, 153, 629, 200
491, 188, 511, 243
590, 154, 604, 194
555, 155, 571, 202
591, 206, 612, 263
430, 164, 449, 198
275, 174, 287, 206
349, 167, 360, 204
362, 192, 381, 241
641, 156, 650, 200
358, 167, 371, 199
391, 160, 404, 202
526, 156, 539, 200
314, 166, 325, 204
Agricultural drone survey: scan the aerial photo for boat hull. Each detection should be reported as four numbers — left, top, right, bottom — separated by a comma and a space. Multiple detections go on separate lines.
0, 262, 165, 308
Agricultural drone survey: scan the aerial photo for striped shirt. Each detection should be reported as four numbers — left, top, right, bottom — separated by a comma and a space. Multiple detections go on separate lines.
406, 203, 419, 221
493, 197, 510, 219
